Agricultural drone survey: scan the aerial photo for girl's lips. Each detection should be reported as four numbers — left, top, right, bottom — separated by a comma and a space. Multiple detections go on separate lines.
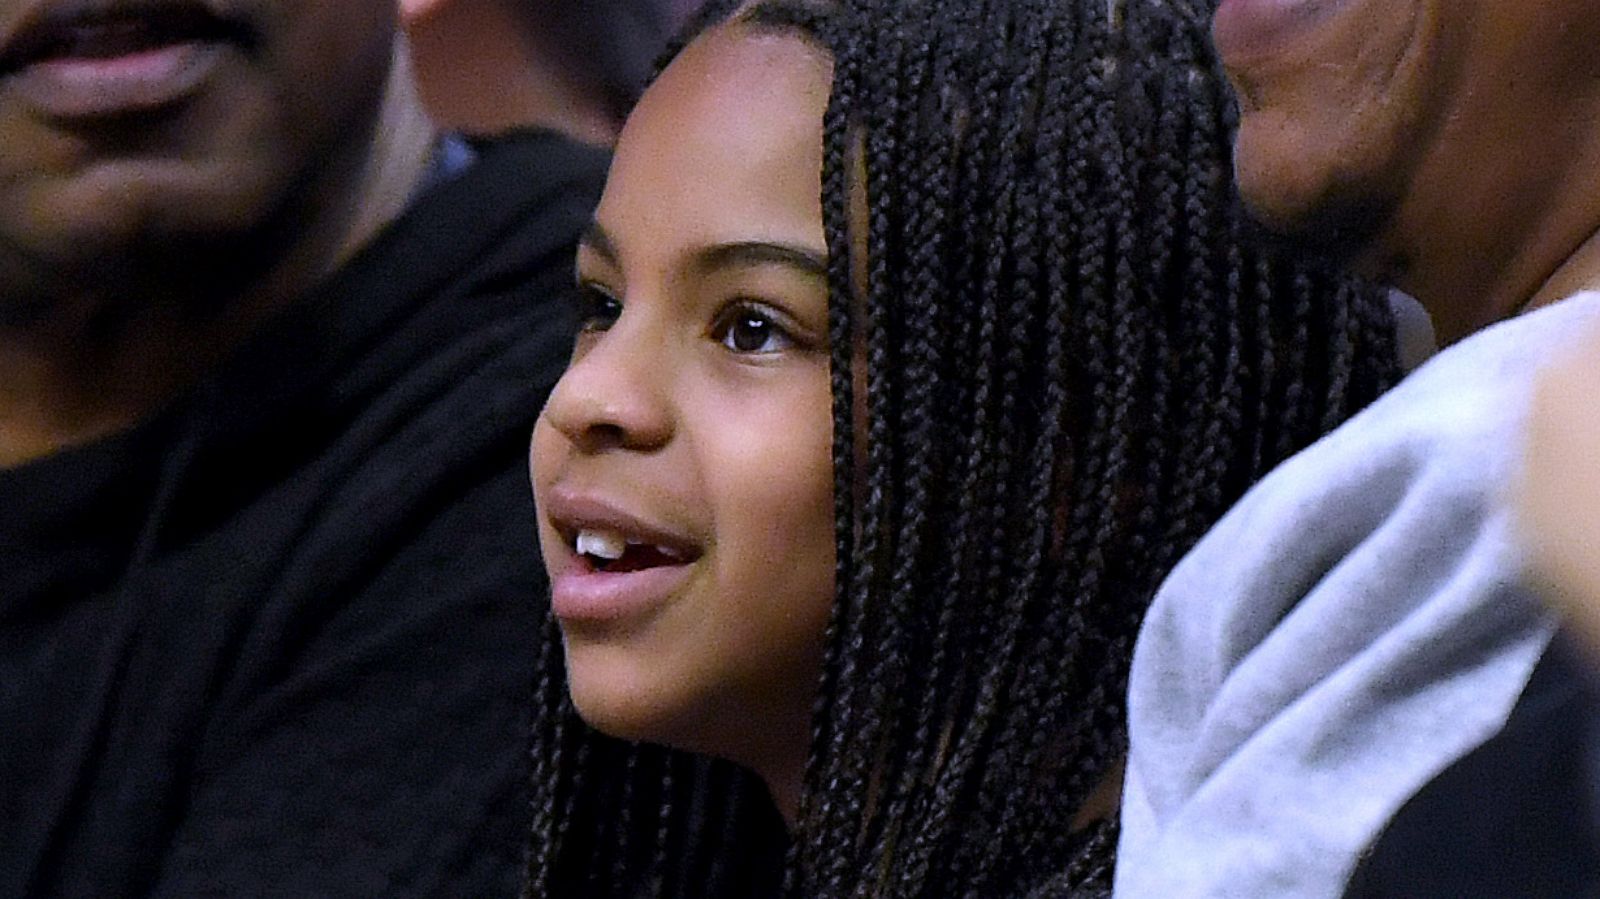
540, 489, 705, 624
1212, 0, 1351, 65
550, 557, 695, 625
543, 488, 704, 564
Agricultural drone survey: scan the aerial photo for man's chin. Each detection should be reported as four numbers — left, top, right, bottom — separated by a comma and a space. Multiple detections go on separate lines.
1235, 185, 1399, 281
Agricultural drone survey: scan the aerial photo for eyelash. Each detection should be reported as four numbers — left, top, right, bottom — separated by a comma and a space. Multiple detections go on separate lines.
575, 283, 803, 357
709, 300, 798, 355
575, 283, 622, 333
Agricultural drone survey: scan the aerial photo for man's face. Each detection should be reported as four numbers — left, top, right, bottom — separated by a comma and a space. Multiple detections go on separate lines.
0, 0, 400, 313
1213, 0, 1600, 275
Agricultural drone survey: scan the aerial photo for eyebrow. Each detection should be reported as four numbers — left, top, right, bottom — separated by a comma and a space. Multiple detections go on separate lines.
580, 221, 827, 280
692, 241, 827, 279
579, 221, 619, 264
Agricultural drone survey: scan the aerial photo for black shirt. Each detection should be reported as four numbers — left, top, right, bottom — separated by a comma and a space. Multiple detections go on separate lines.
1345, 631, 1600, 898
0, 130, 606, 898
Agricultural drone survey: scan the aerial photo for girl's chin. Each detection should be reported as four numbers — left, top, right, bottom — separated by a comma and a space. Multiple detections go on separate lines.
563, 653, 708, 750
565, 676, 767, 770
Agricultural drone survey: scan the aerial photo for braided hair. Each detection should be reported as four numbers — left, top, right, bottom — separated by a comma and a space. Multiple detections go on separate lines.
525, 0, 1400, 895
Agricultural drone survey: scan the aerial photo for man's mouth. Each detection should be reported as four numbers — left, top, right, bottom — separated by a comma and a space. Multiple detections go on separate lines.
1211, 0, 1355, 67
0, 4, 251, 77
0, 2, 254, 119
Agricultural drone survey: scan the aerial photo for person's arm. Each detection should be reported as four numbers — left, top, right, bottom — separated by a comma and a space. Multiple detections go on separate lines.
148, 468, 540, 899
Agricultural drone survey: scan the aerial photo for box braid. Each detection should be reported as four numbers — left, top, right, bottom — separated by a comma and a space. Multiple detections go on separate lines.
524, 0, 1401, 896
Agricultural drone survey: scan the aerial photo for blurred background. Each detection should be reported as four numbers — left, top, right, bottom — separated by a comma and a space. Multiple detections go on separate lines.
403, 0, 709, 143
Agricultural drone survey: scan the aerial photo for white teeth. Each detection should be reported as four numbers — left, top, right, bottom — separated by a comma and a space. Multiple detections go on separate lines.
576, 530, 627, 561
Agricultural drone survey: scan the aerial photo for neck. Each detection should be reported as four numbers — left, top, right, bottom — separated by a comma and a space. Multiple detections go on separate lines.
407, 0, 617, 144
1525, 224, 1600, 313
0, 42, 437, 469
1376, 24, 1600, 344
1391, 182, 1600, 344
761, 757, 806, 831
729, 705, 810, 830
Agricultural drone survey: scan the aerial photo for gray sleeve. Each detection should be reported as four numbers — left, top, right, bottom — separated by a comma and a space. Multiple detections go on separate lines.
1114, 296, 1600, 898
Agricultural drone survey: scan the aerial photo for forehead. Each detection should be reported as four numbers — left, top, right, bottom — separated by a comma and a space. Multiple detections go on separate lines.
595, 24, 831, 260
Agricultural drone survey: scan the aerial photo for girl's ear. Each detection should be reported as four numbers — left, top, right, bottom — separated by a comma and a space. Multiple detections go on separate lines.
398, 0, 450, 26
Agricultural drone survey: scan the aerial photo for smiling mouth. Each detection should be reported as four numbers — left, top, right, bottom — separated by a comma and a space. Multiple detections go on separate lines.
574, 528, 693, 573
550, 522, 702, 625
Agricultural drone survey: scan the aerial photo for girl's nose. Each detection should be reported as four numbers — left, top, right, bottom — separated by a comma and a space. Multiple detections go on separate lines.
541, 315, 674, 454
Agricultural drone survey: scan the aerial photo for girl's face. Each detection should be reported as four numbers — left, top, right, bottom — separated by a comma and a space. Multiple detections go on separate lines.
530, 26, 836, 782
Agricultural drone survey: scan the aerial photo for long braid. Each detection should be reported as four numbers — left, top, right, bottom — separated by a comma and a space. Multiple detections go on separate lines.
886, 9, 994, 881
844, 10, 919, 876
1001, 3, 1101, 872
862, 9, 958, 878
521, 615, 566, 898
963, 3, 1080, 887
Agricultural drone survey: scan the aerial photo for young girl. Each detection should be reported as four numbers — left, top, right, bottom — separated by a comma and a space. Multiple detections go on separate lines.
526, 0, 1398, 894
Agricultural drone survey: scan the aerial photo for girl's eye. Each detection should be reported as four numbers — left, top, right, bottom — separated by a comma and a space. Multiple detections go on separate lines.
576, 283, 622, 332
712, 305, 796, 355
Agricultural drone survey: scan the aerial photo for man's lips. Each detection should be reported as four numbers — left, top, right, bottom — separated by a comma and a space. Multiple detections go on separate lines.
0, 2, 251, 75
0, 1, 253, 119
1212, 0, 1351, 66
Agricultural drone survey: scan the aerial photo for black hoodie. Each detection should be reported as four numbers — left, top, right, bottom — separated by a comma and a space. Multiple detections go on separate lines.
0, 130, 606, 898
